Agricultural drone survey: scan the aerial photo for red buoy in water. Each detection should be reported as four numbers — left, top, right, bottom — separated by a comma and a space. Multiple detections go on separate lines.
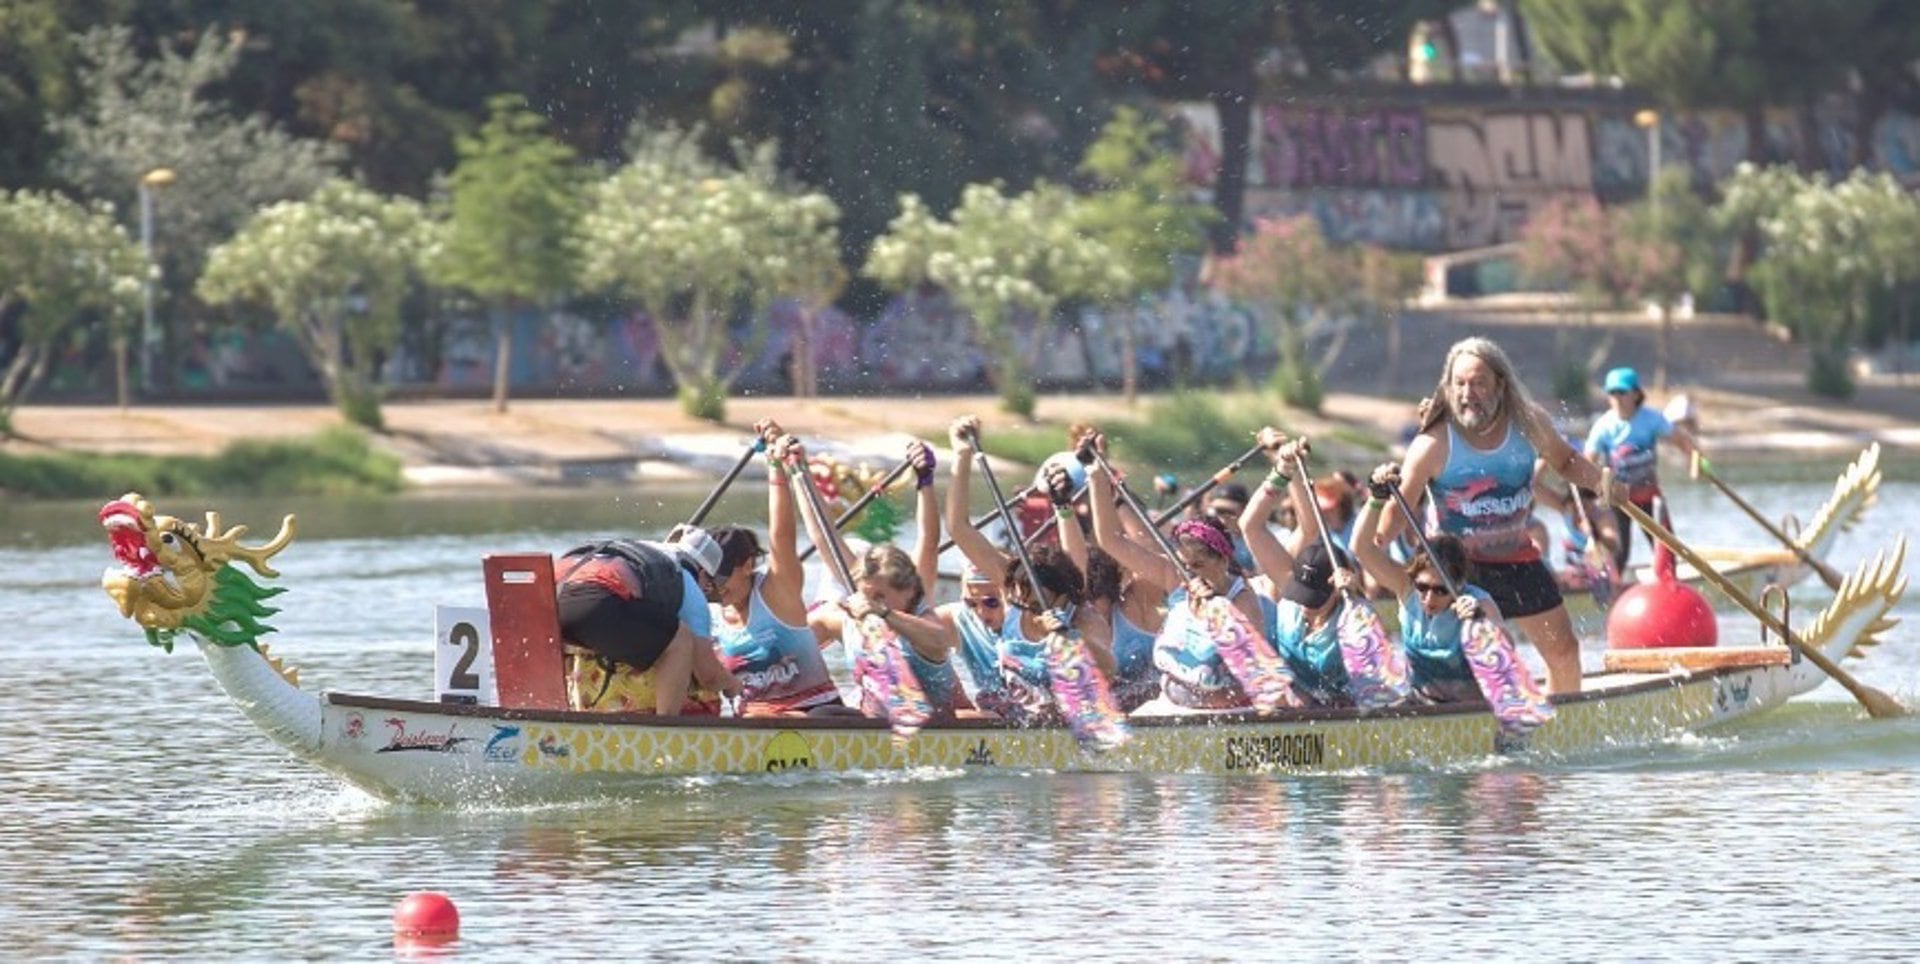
1607, 541, 1718, 649
393, 891, 460, 941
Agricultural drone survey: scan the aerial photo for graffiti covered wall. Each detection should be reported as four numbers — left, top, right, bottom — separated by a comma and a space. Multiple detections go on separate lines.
1177, 101, 1920, 251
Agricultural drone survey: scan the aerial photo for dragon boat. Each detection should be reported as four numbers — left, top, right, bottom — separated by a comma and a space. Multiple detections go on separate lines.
99, 491, 1907, 806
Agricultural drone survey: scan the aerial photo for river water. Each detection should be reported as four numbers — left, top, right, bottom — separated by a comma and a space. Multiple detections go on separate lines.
4, 468, 1918, 959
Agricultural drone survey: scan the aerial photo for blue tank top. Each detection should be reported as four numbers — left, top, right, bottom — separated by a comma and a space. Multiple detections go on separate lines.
1398, 585, 1495, 686
1110, 605, 1158, 684
952, 603, 1006, 700
1271, 597, 1347, 698
841, 597, 961, 712
1432, 422, 1539, 564
1585, 407, 1672, 502
717, 575, 839, 712
999, 604, 1053, 690
1155, 578, 1269, 704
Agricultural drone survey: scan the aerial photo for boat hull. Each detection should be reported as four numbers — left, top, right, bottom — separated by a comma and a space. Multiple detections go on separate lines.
307, 655, 1820, 804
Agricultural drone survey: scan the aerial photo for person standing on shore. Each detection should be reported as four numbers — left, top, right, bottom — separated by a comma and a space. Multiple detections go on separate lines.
1375, 337, 1625, 695
1585, 366, 1702, 571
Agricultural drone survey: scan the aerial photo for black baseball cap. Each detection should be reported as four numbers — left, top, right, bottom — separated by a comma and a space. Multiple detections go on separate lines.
1281, 542, 1351, 610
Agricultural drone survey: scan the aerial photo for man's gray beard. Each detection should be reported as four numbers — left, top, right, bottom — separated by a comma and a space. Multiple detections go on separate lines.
1455, 397, 1501, 431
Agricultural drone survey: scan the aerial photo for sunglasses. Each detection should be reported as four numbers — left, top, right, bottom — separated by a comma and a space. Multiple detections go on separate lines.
965, 596, 1003, 611
1607, 389, 1631, 396
1413, 582, 1452, 598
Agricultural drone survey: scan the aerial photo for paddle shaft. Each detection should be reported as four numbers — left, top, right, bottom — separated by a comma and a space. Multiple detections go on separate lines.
936, 483, 1039, 554
797, 455, 915, 563
1387, 487, 1462, 598
687, 438, 766, 527
786, 456, 857, 593
1293, 452, 1359, 601
1698, 462, 1844, 590
967, 433, 1054, 609
1614, 498, 1907, 719
1151, 445, 1266, 528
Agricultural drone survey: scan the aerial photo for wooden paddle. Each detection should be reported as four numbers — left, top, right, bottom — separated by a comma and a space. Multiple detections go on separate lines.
1291, 452, 1411, 709
783, 447, 932, 735
797, 454, 915, 563
686, 437, 766, 527
1693, 455, 1845, 591
1613, 497, 1908, 719
1090, 445, 1298, 710
967, 428, 1128, 749
1146, 444, 1267, 528
1567, 485, 1619, 608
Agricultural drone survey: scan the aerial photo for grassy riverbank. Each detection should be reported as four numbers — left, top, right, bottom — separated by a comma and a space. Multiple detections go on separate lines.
0, 426, 403, 499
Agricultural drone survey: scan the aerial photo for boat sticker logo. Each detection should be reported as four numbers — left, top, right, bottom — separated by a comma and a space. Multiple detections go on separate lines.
377, 717, 470, 754
1223, 733, 1326, 771
484, 724, 521, 762
536, 735, 570, 759
762, 730, 814, 772
1715, 676, 1754, 714
964, 739, 996, 767
342, 713, 365, 742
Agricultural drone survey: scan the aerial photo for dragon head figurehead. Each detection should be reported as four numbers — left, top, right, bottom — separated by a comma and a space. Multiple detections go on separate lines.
99, 493, 297, 652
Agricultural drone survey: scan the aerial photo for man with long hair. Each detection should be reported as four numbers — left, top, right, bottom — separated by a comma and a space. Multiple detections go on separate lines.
1374, 337, 1625, 695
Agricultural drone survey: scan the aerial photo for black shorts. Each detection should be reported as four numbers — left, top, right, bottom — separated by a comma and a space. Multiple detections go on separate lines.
556, 582, 681, 671
1471, 559, 1564, 619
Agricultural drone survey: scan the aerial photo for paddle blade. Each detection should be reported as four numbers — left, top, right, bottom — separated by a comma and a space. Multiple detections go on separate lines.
1043, 632, 1131, 752
1460, 616, 1555, 733
846, 617, 932, 741
1202, 597, 1306, 712
1335, 597, 1413, 710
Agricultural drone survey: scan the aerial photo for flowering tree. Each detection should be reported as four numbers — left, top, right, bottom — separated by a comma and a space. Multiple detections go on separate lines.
865, 182, 1131, 418
1074, 106, 1214, 404
0, 190, 144, 434
578, 126, 841, 422
1729, 166, 1920, 397
198, 180, 436, 428
1207, 215, 1360, 411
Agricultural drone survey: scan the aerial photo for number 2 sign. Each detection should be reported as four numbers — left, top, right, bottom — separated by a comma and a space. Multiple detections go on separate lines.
435, 605, 496, 705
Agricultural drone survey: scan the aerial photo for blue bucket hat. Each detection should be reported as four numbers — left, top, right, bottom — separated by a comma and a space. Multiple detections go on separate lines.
1603, 367, 1642, 394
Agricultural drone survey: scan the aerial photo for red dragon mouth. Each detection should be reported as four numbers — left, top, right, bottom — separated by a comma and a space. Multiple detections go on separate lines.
99, 500, 160, 579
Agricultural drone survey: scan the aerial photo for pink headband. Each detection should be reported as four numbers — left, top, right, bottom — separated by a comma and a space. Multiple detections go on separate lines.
1173, 519, 1233, 561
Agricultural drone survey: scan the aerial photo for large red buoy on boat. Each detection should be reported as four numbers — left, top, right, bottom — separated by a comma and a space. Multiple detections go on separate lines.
1606, 541, 1718, 649
393, 891, 460, 943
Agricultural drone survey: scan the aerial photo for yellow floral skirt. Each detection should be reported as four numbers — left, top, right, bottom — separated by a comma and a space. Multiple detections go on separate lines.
563, 646, 721, 715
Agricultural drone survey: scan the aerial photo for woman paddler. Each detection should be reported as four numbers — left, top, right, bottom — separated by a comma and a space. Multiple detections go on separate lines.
1047, 446, 1164, 711
1236, 430, 1373, 706
1351, 461, 1500, 703
794, 430, 967, 717
707, 424, 848, 716
1080, 430, 1274, 710
944, 416, 1116, 721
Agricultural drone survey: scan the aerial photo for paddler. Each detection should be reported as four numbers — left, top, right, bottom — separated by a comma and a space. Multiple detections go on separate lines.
1376, 337, 1626, 695
1583, 365, 1702, 570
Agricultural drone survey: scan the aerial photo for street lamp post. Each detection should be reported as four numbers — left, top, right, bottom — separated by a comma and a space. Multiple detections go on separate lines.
137, 167, 176, 394
1633, 109, 1660, 213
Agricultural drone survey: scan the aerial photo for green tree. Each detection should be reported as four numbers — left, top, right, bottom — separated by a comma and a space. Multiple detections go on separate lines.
0, 189, 143, 434
49, 26, 343, 392
1208, 215, 1359, 411
198, 180, 434, 428
1074, 105, 1215, 404
578, 126, 842, 422
865, 182, 1131, 418
429, 94, 582, 414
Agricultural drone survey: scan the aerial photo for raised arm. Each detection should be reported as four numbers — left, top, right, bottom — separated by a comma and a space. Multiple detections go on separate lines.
1046, 461, 1090, 574
1242, 429, 1315, 580
907, 439, 942, 592
1084, 431, 1179, 594
1351, 462, 1412, 599
758, 429, 809, 624
944, 416, 1009, 586
1376, 430, 1445, 545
